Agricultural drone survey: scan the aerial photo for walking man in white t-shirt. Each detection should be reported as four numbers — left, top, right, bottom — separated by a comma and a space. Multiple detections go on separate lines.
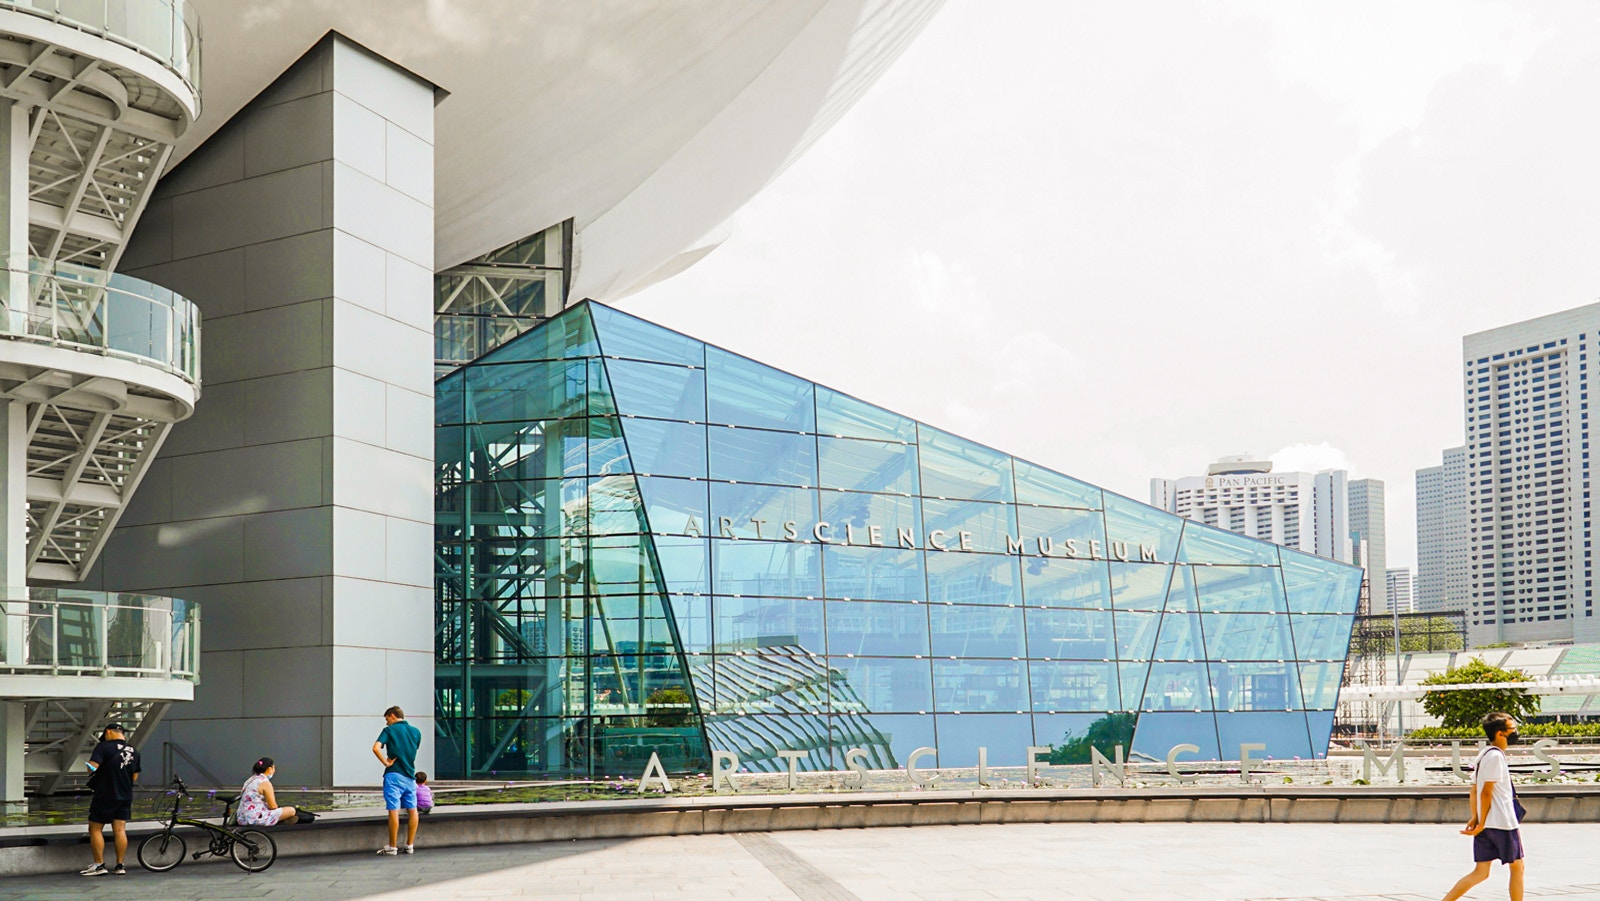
1441, 711, 1524, 901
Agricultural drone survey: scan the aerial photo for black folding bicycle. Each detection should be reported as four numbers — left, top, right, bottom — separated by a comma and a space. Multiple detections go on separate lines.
137, 776, 277, 873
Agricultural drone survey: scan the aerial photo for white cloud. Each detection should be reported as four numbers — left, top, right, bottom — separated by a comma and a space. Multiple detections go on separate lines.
627, 0, 1600, 571
1271, 443, 1355, 475
991, 330, 1080, 396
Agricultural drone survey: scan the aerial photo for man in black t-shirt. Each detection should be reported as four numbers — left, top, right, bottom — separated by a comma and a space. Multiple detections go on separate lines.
81, 723, 140, 877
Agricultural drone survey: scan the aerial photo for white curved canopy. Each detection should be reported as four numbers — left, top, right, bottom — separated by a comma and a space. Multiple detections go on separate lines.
176, 0, 942, 300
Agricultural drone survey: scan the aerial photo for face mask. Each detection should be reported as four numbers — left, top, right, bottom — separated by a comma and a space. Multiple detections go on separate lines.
1505, 730, 1521, 745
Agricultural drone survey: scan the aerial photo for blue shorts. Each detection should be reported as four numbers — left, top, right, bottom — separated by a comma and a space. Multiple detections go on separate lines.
383, 772, 417, 811
1473, 828, 1524, 864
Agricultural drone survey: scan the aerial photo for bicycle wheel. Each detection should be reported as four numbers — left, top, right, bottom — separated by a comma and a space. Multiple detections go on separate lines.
229, 829, 276, 873
137, 831, 187, 872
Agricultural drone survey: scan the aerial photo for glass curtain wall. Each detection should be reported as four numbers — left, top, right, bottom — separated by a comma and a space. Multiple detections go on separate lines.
435, 302, 1363, 778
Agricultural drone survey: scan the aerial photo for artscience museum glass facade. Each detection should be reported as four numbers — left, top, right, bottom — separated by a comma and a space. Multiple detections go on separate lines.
433, 302, 1363, 779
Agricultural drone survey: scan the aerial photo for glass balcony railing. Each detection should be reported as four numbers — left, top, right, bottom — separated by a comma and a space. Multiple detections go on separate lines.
2, 255, 201, 386
0, 588, 199, 681
0, 0, 201, 98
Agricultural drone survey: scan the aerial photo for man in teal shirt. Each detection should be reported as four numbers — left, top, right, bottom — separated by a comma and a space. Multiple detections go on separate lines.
372, 705, 422, 854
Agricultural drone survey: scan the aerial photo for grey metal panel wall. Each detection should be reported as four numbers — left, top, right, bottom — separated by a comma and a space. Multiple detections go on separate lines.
90, 34, 436, 787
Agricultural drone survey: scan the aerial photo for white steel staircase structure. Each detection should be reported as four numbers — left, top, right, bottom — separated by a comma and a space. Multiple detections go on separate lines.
0, 1, 203, 802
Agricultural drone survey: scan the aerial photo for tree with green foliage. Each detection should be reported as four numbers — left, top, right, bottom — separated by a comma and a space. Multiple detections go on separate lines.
1047, 713, 1137, 765
494, 688, 533, 710
645, 687, 693, 727
1419, 658, 1540, 730
1397, 616, 1466, 652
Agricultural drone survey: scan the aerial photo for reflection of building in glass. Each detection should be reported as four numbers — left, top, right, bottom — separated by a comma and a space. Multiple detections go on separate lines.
696, 646, 896, 772
435, 303, 1364, 779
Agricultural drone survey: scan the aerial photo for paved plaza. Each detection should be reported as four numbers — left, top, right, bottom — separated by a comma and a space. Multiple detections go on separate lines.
4, 822, 1600, 900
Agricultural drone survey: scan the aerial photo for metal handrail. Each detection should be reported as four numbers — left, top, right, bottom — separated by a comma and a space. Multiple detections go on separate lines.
0, 255, 201, 386
0, 0, 201, 100
0, 589, 200, 681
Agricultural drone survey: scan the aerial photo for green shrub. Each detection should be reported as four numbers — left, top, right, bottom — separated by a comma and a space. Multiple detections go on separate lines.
1407, 721, 1600, 741
1419, 659, 1540, 730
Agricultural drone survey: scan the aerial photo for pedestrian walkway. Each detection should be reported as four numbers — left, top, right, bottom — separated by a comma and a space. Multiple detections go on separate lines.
4, 821, 1599, 900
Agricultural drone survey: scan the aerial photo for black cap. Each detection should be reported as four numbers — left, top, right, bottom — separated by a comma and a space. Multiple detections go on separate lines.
103, 722, 125, 734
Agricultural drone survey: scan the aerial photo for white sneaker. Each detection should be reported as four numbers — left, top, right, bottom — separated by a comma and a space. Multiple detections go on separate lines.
377, 846, 397, 855
79, 863, 107, 876
403, 844, 414, 854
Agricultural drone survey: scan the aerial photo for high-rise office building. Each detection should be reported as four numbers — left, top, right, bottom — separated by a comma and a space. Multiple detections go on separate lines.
1151, 457, 1352, 564
1386, 568, 1413, 615
1349, 479, 1387, 612
1462, 305, 1600, 646
1416, 446, 1468, 613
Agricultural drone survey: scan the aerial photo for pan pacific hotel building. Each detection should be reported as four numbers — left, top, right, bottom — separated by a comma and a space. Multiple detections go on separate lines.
0, 0, 1360, 797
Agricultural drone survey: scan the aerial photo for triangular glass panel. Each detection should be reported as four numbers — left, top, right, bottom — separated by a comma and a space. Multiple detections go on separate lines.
1140, 663, 1213, 713
590, 302, 705, 366
1297, 662, 1344, 709
1152, 612, 1206, 661
477, 302, 597, 364
1177, 521, 1279, 567
1279, 546, 1363, 614
1103, 495, 1184, 565
587, 358, 617, 417
464, 355, 589, 424
1162, 563, 1200, 612
1113, 610, 1160, 660
1014, 459, 1103, 509
1306, 711, 1335, 758
603, 357, 706, 421
1194, 566, 1289, 613
1016, 505, 1104, 554
1202, 612, 1297, 661
706, 346, 816, 432
1288, 614, 1356, 661
818, 436, 918, 495
1109, 562, 1173, 611
816, 386, 916, 442
916, 425, 1013, 502
1214, 712, 1312, 760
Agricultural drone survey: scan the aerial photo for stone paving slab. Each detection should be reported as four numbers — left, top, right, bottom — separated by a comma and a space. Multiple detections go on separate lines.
2, 822, 1600, 900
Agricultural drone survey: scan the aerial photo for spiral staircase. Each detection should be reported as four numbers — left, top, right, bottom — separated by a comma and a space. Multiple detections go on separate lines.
0, 0, 204, 801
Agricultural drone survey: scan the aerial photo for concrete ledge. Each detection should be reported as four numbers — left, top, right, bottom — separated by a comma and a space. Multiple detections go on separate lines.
5, 784, 1600, 877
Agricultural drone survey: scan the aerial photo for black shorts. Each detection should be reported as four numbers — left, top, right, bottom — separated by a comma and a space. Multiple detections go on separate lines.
1473, 828, 1524, 864
88, 800, 131, 824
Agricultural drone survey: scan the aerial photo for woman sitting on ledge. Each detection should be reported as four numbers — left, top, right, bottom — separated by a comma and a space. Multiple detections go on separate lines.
237, 757, 299, 826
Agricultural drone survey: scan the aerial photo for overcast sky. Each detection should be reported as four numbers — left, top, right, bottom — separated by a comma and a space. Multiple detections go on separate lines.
624, 0, 1600, 570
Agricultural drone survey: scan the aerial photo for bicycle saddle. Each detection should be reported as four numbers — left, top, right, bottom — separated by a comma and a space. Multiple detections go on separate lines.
218, 794, 241, 804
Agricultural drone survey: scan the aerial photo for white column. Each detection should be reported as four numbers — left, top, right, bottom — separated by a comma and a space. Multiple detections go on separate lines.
0, 94, 29, 804
0, 401, 24, 802
0, 100, 28, 331
0, 702, 21, 802
0, 401, 24, 597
